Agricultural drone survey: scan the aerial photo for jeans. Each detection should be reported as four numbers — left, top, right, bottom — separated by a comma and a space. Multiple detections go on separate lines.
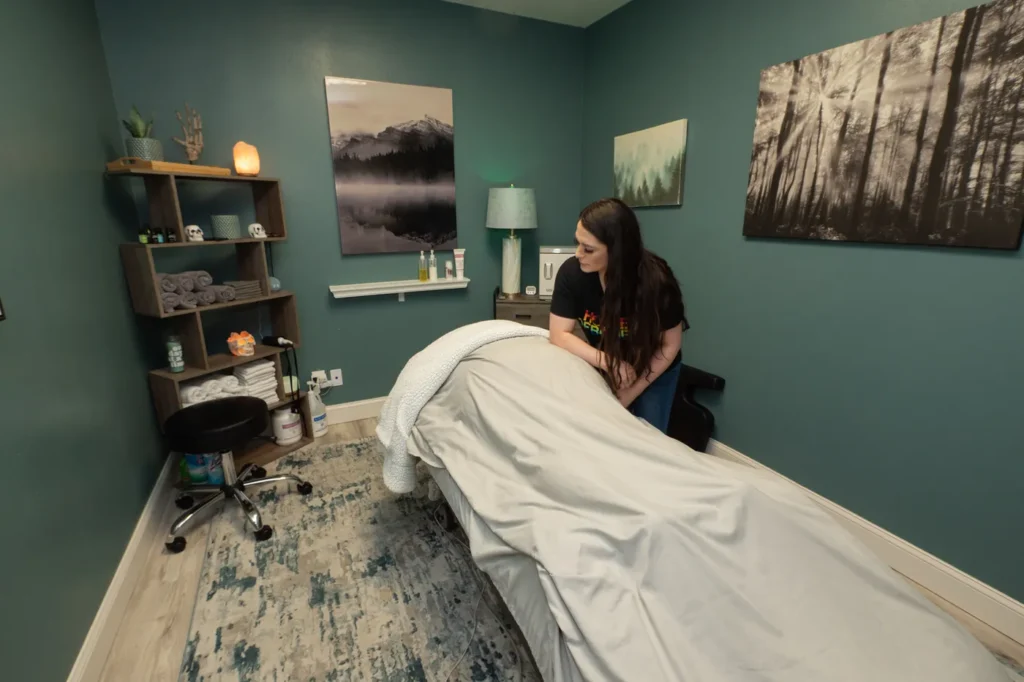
629, 363, 682, 434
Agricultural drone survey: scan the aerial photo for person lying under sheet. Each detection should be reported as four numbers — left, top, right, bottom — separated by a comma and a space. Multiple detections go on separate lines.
380, 326, 1016, 682
548, 197, 688, 433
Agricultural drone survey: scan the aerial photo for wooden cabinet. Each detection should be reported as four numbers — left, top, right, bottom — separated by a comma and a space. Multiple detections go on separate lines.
494, 292, 551, 329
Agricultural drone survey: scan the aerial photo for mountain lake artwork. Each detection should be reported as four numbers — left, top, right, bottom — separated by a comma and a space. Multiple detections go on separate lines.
325, 77, 457, 255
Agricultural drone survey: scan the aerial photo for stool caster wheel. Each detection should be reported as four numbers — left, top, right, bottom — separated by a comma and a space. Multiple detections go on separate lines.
175, 495, 194, 510
254, 525, 273, 542
166, 537, 186, 553
250, 465, 267, 478
297, 482, 313, 495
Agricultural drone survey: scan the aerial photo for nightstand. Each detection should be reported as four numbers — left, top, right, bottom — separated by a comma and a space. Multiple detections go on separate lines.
494, 289, 551, 329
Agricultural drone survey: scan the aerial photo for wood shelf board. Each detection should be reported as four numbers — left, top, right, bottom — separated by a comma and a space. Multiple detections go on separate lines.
235, 436, 314, 470
329, 278, 471, 300
107, 167, 280, 183
157, 291, 294, 318
150, 345, 285, 382
124, 237, 285, 250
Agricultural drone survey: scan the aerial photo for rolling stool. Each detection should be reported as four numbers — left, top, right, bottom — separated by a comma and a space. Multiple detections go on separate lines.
164, 396, 312, 553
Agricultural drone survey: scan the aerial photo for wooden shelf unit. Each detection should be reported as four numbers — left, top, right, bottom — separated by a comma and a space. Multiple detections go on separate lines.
111, 168, 311, 462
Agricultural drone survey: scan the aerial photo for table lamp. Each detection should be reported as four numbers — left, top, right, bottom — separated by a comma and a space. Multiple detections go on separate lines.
486, 185, 537, 296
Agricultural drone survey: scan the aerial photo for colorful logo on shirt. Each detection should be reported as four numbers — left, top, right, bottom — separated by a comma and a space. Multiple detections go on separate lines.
581, 310, 628, 338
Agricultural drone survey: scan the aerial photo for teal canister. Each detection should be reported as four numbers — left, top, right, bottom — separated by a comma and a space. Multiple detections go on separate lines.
210, 214, 242, 240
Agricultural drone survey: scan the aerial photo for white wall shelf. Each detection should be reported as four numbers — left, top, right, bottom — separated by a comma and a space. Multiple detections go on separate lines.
329, 278, 470, 302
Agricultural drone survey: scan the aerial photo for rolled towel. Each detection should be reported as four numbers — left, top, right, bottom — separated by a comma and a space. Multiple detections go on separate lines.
213, 375, 243, 394
157, 273, 178, 293
161, 292, 181, 314
195, 289, 216, 306
184, 270, 214, 289
174, 273, 195, 295
205, 285, 235, 303
176, 291, 198, 309
179, 384, 210, 404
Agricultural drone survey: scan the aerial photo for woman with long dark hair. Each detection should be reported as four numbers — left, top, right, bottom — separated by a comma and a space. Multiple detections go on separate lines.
549, 197, 688, 433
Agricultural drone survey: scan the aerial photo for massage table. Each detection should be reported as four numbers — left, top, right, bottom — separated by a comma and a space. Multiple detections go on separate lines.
379, 321, 1015, 682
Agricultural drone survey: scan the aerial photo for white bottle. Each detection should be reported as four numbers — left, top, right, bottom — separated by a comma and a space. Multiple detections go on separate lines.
307, 383, 328, 438
272, 407, 302, 446
428, 249, 438, 281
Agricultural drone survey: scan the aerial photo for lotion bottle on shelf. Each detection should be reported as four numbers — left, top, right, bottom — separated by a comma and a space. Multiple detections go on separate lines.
418, 251, 428, 282
428, 249, 438, 281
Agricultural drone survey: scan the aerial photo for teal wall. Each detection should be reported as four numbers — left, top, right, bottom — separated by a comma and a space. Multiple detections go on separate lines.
95, 0, 585, 404
0, 1, 163, 680
584, 0, 1024, 599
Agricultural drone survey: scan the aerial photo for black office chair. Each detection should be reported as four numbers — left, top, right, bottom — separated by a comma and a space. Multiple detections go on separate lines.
667, 364, 726, 452
163, 396, 312, 553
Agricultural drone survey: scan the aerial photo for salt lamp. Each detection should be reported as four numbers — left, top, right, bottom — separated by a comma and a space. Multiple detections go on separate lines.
233, 141, 260, 176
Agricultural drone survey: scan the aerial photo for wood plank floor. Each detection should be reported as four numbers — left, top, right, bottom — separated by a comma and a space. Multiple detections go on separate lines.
99, 417, 1022, 680
98, 420, 376, 682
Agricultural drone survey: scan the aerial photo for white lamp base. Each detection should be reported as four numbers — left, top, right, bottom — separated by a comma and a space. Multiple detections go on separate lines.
501, 234, 521, 295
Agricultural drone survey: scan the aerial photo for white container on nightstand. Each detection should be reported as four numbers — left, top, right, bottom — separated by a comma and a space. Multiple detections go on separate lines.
538, 246, 575, 300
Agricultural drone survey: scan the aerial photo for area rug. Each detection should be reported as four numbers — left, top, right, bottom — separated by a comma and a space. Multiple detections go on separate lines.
179, 437, 1024, 682
179, 437, 541, 681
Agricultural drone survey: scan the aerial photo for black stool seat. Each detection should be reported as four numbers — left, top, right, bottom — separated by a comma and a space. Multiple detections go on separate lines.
165, 396, 269, 454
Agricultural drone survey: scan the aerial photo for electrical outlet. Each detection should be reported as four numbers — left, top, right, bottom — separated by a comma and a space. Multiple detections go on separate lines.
330, 368, 343, 386
311, 369, 327, 386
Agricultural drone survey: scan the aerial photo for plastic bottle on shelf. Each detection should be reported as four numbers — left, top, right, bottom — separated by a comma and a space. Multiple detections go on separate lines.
418, 251, 428, 282
428, 249, 438, 281
167, 334, 185, 373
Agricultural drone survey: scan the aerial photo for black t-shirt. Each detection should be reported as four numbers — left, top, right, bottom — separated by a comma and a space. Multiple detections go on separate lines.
550, 257, 689, 368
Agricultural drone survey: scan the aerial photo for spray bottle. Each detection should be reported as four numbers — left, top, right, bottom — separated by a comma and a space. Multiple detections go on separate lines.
307, 381, 328, 438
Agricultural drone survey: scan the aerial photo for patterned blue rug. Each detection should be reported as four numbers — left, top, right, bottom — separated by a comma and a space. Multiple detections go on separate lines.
178, 437, 1024, 681
178, 437, 540, 681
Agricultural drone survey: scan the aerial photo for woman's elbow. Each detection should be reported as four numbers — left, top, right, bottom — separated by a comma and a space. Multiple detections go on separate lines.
549, 329, 571, 348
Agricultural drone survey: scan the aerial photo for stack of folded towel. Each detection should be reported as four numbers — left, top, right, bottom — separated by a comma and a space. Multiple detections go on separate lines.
179, 374, 246, 407
224, 280, 262, 300
157, 271, 236, 313
234, 360, 280, 404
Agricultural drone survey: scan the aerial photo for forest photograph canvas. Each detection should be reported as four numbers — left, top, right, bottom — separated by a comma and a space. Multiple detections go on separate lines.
614, 119, 687, 208
325, 77, 457, 255
743, 0, 1024, 249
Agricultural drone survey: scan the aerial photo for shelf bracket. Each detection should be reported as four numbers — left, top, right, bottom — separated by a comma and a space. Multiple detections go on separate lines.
398, 292, 405, 302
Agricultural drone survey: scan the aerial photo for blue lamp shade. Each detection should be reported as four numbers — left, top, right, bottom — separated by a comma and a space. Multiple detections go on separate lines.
486, 187, 537, 232
486, 186, 536, 296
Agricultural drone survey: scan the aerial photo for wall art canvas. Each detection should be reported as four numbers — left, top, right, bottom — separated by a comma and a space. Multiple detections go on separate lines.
613, 119, 687, 208
743, 0, 1024, 249
325, 76, 457, 255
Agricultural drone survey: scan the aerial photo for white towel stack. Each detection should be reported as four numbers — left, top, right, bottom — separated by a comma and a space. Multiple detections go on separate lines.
179, 374, 245, 407
234, 360, 280, 405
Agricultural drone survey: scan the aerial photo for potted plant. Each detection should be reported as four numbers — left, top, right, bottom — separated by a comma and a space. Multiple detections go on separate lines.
122, 105, 163, 161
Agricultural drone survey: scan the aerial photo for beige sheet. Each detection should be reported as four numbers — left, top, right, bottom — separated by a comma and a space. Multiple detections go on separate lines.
404, 335, 1010, 681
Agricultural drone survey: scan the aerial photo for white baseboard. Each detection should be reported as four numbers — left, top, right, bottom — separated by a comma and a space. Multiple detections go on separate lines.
66, 452, 178, 682
326, 397, 386, 425
707, 439, 1024, 646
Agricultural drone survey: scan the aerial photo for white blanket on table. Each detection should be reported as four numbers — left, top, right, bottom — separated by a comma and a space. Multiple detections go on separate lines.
376, 320, 549, 493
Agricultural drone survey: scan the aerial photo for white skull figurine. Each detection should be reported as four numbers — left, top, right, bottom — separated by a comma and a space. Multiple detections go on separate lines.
185, 224, 204, 242
248, 222, 267, 239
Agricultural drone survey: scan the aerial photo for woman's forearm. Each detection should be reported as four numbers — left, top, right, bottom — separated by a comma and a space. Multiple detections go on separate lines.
550, 330, 606, 369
